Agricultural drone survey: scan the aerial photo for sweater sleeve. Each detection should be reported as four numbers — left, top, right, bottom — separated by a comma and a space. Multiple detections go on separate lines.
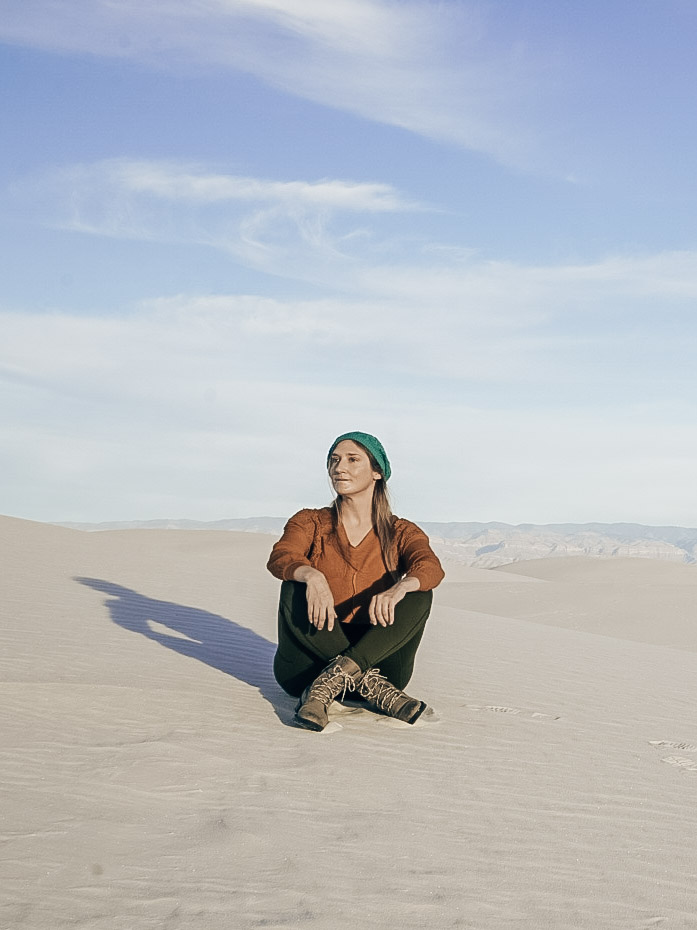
266, 509, 318, 581
396, 520, 445, 591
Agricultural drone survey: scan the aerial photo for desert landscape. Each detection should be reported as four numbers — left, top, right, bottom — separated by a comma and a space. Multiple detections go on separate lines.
4, 3, 697, 927
2, 513, 697, 929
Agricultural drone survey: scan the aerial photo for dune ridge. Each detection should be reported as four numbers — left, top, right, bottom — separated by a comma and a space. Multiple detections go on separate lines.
2, 515, 697, 929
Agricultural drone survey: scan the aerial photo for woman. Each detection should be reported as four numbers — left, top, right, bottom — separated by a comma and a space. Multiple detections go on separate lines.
267, 430, 445, 731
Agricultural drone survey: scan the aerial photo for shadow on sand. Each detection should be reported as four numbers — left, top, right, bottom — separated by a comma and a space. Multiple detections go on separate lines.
77, 577, 295, 725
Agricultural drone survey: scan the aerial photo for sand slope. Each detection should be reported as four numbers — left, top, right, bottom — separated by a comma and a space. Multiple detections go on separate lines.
2, 516, 697, 929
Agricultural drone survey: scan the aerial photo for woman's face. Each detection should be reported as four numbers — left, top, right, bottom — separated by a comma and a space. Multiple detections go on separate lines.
328, 440, 382, 497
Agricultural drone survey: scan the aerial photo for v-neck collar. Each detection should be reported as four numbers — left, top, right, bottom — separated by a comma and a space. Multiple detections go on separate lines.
338, 520, 376, 550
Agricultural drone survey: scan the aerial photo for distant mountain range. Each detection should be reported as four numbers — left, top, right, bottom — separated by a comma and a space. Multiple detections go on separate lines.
56, 518, 697, 567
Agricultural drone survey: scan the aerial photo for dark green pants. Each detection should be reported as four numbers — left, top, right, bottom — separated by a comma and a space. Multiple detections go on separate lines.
273, 580, 432, 697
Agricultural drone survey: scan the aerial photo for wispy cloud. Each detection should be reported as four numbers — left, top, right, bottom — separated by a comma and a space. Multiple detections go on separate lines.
361, 250, 697, 310
9, 158, 426, 281
0, 0, 544, 166
113, 160, 416, 211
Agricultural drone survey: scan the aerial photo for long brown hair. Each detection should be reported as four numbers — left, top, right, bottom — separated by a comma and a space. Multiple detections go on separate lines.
330, 444, 397, 576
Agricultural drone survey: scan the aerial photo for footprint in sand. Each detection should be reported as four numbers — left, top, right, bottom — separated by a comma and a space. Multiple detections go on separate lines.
466, 704, 561, 720
649, 740, 697, 752
465, 704, 521, 714
649, 741, 697, 773
660, 756, 697, 773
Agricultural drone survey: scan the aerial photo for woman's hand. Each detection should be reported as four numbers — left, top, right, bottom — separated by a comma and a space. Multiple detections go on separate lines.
293, 566, 337, 631
369, 576, 420, 627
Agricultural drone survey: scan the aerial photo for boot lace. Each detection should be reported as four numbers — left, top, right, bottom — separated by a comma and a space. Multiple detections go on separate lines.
309, 663, 357, 705
358, 669, 403, 714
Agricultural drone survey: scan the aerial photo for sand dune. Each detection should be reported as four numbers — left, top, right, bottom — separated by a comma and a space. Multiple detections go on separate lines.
437, 556, 697, 652
2, 515, 697, 929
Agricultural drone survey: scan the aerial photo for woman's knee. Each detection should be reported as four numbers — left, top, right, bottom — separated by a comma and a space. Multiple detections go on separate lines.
394, 588, 433, 625
279, 579, 307, 622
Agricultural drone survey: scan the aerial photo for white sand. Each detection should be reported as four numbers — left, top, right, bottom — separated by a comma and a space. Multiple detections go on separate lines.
2, 515, 697, 929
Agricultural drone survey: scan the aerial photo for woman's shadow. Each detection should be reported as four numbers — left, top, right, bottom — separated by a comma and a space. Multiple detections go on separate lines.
77, 577, 295, 725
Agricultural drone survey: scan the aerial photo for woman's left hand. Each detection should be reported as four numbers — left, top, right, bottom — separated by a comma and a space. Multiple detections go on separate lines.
369, 576, 420, 627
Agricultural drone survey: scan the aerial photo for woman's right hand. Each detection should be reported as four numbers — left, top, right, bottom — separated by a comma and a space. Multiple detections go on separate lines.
293, 566, 337, 631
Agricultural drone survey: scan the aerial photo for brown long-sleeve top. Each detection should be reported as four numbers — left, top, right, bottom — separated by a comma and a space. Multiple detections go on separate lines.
267, 507, 445, 624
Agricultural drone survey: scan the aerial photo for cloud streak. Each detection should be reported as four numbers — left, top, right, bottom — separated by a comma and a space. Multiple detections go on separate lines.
10, 159, 423, 272
113, 160, 417, 211
9, 159, 436, 288
0, 0, 544, 166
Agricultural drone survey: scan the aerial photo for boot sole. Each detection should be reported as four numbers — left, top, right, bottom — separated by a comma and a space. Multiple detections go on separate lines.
295, 701, 430, 729
295, 696, 328, 731
294, 711, 327, 731
407, 701, 429, 724
363, 699, 430, 724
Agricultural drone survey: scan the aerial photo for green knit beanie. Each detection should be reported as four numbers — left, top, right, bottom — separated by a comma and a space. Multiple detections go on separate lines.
326, 431, 391, 481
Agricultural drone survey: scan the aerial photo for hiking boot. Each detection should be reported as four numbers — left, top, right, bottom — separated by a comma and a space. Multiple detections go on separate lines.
295, 655, 364, 731
357, 668, 429, 724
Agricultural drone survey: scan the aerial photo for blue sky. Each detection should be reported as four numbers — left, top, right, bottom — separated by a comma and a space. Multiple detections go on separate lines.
2, 0, 697, 525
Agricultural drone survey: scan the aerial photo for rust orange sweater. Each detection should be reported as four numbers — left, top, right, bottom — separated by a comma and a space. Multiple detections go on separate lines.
267, 507, 445, 624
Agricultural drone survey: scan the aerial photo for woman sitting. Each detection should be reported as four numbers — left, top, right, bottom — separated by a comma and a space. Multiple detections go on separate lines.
267, 431, 444, 731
